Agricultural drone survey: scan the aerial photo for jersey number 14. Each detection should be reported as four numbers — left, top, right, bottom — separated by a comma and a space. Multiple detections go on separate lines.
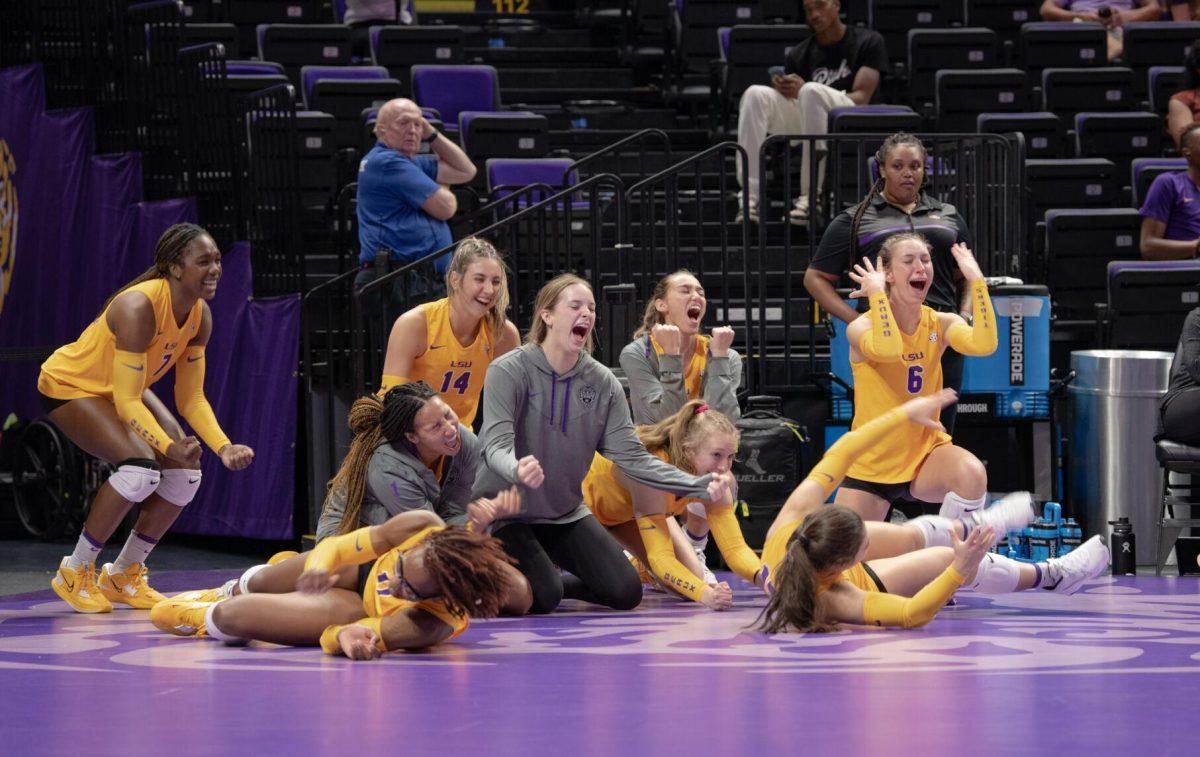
440, 370, 472, 395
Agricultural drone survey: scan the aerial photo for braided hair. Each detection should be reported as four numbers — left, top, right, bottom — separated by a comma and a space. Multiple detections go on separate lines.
100, 223, 212, 313
322, 381, 440, 535
753, 506, 866, 634
417, 526, 517, 618
849, 132, 927, 260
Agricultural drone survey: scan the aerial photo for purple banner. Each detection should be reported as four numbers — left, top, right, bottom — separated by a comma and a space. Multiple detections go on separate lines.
0, 63, 300, 539
163, 242, 300, 539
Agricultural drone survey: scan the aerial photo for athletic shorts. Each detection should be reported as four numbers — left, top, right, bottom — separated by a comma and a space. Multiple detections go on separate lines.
840, 476, 924, 506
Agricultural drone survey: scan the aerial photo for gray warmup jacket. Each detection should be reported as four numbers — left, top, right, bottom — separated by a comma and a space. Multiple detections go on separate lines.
619, 335, 743, 424
473, 343, 714, 524
315, 423, 479, 540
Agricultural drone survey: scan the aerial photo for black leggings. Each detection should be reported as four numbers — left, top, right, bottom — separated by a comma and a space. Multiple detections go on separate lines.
1161, 388, 1200, 445
941, 346, 964, 435
494, 515, 642, 614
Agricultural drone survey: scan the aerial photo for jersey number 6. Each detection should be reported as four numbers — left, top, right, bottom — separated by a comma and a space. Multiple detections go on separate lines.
906, 365, 924, 394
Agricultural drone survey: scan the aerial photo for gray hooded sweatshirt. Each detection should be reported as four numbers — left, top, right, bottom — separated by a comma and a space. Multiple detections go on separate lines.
315, 423, 479, 540
473, 343, 714, 524
619, 335, 743, 425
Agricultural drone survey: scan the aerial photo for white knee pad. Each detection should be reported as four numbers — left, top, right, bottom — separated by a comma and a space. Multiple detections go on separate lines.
685, 500, 708, 519
156, 468, 202, 507
238, 563, 269, 596
939, 491, 986, 519
966, 553, 1023, 594
108, 459, 161, 503
909, 515, 955, 548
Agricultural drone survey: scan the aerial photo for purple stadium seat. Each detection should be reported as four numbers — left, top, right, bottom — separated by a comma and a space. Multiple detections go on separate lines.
1132, 157, 1188, 207
459, 111, 548, 161
299, 65, 391, 107
977, 112, 1065, 158
1104, 260, 1200, 349
935, 68, 1028, 132
486, 158, 580, 207
227, 60, 284, 77
257, 24, 353, 77
301, 66, 401, 149
1019, 22, 1106, 72
370, 26, 465, 91
411, 65, 500, 132
1043, 208, 1142, 317
1074, 112, 1162, 184
1149, 66, 1186, 117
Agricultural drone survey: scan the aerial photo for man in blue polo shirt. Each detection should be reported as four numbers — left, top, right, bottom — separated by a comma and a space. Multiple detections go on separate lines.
1140, 123, 1200, 260
356, 97, 476, 315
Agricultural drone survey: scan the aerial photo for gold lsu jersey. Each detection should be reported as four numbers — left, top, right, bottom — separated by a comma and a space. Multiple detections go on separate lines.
846, 305, 952, 484
39, 278, 203, 401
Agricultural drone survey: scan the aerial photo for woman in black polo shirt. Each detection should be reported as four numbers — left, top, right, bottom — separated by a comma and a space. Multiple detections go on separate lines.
804, 132, 974, 435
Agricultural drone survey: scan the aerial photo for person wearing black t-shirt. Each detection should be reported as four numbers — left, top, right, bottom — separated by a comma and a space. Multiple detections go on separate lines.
1158, 307, 1200, 445
805, 132, 974, 434
735, 0, 888, 225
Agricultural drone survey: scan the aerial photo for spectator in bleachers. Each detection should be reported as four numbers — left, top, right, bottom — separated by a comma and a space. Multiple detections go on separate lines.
342, 0, 414, 26
1161, 1, 1200, 20
1139, 123, 1200, 259
1157, 306, 1200, 444
734, 0, 888, 225
1167, 40, 1200, 148
343, 0, 415, 57
1039, 0, 1164, 60
804, 132, 973, 433
356, 97, 477, 319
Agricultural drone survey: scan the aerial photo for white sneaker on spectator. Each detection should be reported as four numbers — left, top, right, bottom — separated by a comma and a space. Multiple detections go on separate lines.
734, 196, 759, 223
788, 195, 810, 226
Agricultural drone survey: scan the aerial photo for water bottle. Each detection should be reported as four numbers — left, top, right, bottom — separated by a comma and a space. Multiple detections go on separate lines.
1043, 501, 1062, 524
1109, 517, 1136, 576
1060, 518, 1082, 555
1006, 529, 1026, 560
1029, 519, 1052, 562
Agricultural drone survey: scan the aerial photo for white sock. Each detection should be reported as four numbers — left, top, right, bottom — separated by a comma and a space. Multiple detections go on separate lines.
237, 564, 268, 596
203, 602, 244, 644
908, 515, 957, 548
112, 530, 158, 571
965, 552, 1023, 594
66, 528, 104, 568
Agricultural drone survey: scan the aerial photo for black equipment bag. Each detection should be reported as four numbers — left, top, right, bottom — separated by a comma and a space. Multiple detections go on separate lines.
731, 396, 808, 550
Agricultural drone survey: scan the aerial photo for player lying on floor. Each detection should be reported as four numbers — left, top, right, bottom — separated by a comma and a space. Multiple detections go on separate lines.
753, 391, 1109, 633
590, 392, 1036, 611
150, 495, 531, 658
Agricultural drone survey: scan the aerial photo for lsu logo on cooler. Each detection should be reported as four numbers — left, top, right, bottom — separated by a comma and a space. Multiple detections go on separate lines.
0, 138, 17, 320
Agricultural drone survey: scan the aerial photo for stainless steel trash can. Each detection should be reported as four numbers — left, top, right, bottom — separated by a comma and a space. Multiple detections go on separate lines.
1068, 349, 1173, 564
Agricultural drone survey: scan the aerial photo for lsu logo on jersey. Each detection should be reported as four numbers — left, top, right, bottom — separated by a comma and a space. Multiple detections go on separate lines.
0, 138, 17, 321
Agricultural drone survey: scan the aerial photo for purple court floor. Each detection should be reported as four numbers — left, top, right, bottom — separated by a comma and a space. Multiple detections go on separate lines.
2, 571, 1198, 756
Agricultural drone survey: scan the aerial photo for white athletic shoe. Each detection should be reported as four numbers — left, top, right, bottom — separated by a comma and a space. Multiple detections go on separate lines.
1043, 535, 1110, 595
695, 547, 718, 585
970, 491, 1036, 539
